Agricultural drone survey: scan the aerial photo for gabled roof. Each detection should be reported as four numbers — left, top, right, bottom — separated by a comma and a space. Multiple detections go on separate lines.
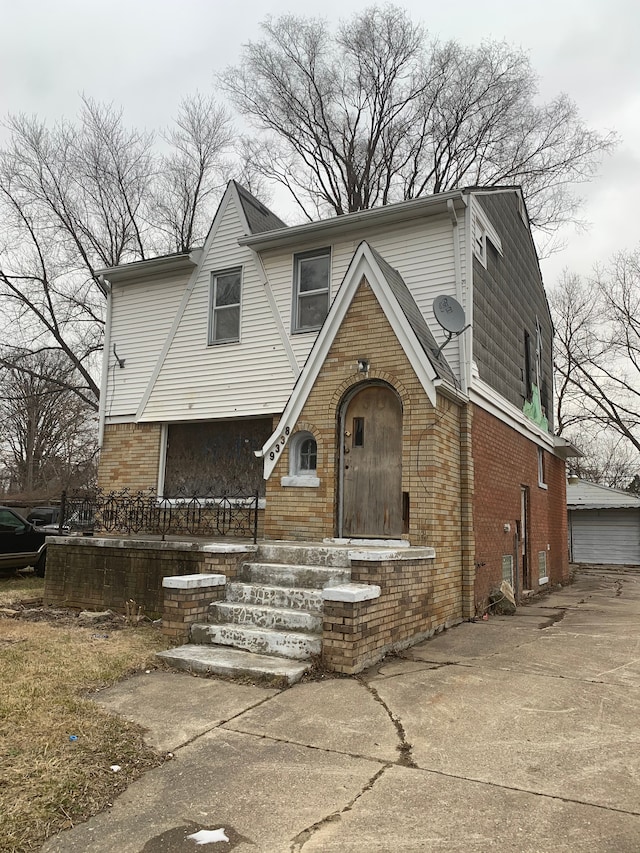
368, 246, 456, 385
233, 181, 288, 234
98, 182, 285, 284
258, 240, 457, 478
567, 479, 640, 510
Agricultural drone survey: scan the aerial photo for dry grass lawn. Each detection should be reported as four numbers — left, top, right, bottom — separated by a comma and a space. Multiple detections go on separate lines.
0, 574, 170, 853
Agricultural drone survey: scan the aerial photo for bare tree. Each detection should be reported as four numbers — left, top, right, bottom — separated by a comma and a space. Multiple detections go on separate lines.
0, 95, 232, 409
0, 350, 98, 496
222, 5, 616, 236
550, 252, 640, 473
565, 433, 638, 489
152, 93, 234, 252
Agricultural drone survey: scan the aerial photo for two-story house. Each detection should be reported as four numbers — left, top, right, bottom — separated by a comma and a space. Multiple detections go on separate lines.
97, 181, 574, 623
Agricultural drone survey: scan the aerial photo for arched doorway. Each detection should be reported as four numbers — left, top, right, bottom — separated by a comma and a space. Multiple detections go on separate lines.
339, 383, 403, 538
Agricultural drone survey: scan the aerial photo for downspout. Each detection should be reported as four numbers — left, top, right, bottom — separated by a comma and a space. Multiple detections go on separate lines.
448, 199, 475, 618
447, 199, 468, 394
97, 276, 112, 449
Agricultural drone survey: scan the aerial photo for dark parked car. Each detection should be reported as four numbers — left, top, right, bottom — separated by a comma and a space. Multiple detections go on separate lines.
27, 506, 61, 528
0, 506, 48, 576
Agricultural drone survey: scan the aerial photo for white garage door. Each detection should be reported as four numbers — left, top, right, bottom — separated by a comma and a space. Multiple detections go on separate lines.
569, 509, 640, 565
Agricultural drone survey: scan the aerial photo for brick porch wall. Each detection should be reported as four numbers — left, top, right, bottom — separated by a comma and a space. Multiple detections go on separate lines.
43, 538, 254, 618
322, 552, 462, 674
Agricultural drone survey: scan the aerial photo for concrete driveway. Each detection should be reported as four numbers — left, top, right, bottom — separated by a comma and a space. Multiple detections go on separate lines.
42, 567, 640, 852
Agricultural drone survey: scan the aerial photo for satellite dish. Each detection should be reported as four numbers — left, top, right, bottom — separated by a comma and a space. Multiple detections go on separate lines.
433, 295, 466, 334
432, 295, 469, 358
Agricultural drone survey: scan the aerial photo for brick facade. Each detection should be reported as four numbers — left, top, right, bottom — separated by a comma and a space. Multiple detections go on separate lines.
98, 422, 163, 491
472, 404, 569, 612
322, 552, 465, 674
262, 277, 475, 625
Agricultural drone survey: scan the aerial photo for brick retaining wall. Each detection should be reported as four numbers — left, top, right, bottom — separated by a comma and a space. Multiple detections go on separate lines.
44, 538, 255, 618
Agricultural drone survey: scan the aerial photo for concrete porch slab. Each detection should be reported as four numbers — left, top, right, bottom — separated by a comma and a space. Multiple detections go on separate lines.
156, 645, 311, 685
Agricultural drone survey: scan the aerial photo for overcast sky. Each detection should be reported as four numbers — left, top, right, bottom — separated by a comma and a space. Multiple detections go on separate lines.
1, 0, 638, 288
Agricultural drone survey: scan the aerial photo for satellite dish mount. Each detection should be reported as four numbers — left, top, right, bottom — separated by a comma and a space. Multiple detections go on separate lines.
432, 295, 470, 358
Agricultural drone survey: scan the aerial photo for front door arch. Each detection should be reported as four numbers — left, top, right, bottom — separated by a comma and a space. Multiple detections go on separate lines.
339, 382, 403, 538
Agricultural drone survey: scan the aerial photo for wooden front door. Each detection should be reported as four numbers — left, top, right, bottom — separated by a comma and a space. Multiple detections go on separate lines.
340, 384, 403, 538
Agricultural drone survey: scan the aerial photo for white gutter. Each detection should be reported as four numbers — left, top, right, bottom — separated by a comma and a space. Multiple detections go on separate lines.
97, 276, 112, 449
447, 199, 468, 394
97, 249, 202, 285
240, 192, 468, 251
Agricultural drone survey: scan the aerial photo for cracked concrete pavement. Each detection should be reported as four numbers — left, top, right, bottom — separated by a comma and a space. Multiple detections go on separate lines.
42, 567, 640, 852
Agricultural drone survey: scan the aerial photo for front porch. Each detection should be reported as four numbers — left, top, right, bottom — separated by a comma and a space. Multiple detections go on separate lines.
44, 536, 458, 680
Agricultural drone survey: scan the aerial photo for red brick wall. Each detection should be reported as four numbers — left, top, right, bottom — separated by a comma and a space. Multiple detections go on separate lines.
472, 404, 568, 611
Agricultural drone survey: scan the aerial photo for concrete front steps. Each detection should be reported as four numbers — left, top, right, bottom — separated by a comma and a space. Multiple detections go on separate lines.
157, 543, 352, 686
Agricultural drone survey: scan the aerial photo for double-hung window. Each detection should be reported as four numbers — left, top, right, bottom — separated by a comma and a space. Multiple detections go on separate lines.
209, 267, 241, 344
293, 248, 331, 332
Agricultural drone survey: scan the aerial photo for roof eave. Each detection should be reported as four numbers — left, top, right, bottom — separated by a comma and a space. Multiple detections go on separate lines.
239, 192, 468, 251
97, 249, 203, 285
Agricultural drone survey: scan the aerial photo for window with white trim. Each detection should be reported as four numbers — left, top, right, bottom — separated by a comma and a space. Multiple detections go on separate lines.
209, 267, 241, 344
538, 447, 547, 488
281, 431, 320, 487
472, 215, 486, 264
538, 550, 548, 584
293, 248, 330, 332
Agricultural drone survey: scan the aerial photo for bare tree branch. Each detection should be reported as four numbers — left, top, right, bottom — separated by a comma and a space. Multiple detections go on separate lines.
221, 5, 616, 235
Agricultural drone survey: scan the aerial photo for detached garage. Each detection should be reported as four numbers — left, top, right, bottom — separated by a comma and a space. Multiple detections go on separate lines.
567, 479, 640, 565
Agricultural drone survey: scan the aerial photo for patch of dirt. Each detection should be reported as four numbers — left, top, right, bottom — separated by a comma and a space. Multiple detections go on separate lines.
0, 601, 130, 630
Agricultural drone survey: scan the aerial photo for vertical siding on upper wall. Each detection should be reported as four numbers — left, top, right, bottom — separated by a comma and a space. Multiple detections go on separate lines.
140, 199, 297, 422
470, 192, 553, 430
106, 273, 190, 419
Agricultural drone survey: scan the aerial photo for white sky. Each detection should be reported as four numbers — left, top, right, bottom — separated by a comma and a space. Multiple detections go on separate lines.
1, 0, 638, 288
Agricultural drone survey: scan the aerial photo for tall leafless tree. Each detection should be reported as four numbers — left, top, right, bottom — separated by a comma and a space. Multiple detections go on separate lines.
0, 350, 98, 495
222, 5, 616, 238
550, 252, 640, 479
0, 95, 233, 410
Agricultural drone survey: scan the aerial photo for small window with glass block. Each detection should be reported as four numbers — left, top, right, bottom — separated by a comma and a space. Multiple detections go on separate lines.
292, 248, 331, 332
209, 267, 241, 344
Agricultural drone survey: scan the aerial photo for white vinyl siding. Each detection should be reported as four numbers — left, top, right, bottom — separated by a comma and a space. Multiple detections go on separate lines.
132, 192, 465, 424
141, 197, 297, 422
105, 273, 189, 419
569, 509, 640, 565
261, 215, 465, 380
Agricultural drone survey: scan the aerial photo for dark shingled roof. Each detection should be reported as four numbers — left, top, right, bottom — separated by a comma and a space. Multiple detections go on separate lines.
234, 182, 288, 234
368, 245, 457, 385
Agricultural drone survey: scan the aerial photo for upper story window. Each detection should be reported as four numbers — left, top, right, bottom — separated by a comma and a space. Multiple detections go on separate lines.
472, 215, 486, 265
470, 204, 502, 269
209, 267, 241, 345
293, 248, 331, 333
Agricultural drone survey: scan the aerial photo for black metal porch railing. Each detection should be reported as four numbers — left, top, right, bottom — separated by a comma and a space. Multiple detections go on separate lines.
58, 488, 260, 543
